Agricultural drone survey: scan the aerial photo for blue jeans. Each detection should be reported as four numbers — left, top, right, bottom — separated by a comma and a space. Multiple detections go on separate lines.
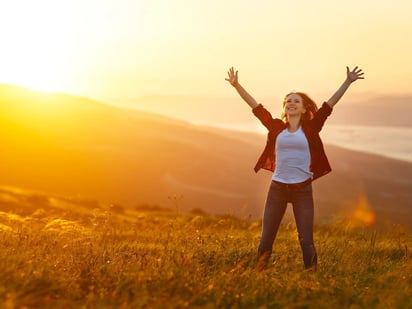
258, 180, 317, 269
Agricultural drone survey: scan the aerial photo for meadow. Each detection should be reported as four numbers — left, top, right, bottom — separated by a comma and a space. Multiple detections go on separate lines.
0, 187, 411, 308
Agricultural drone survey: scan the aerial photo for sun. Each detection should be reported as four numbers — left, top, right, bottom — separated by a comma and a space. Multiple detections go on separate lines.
0, 1, 81, 93
0, 54, 72, 93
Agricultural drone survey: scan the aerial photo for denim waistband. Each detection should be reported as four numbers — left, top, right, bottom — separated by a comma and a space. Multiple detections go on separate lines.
272, 178, 312, 190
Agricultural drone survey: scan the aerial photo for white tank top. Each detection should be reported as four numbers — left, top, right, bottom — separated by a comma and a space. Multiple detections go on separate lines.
272, 126, 313, 183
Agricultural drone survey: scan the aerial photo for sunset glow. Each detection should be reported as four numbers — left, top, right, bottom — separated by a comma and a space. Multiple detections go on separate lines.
349, 193, 376, 227
0, 1, 77, 92
1, 0, 412, 100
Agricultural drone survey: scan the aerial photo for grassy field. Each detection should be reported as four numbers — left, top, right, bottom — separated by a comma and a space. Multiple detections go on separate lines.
0, 187, 411, 308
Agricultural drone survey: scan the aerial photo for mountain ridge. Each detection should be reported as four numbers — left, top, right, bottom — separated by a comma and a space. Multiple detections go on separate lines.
1, 84, 411, 227
113, 93, 412, 128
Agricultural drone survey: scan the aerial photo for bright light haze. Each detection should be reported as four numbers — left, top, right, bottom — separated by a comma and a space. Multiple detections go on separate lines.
1, 0, 411, 101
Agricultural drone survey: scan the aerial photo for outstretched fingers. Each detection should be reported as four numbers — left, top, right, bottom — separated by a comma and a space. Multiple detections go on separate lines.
225, 66, 238, 85
347, 66, 365, 81
357, 69, 364, 76
354, 67, 365, 79
225, 67, 232, 80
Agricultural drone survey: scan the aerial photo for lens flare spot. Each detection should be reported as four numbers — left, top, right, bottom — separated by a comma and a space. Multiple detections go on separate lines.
349, 193, 376, 227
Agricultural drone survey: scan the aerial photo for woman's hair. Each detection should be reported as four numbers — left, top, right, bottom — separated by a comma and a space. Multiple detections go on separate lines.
281, 91, 318, 123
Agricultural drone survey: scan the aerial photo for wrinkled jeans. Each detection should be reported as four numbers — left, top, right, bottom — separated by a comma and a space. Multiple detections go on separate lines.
258, 180, 317, 269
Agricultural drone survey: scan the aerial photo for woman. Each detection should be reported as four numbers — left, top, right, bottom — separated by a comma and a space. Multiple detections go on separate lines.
225, 66, 364, 270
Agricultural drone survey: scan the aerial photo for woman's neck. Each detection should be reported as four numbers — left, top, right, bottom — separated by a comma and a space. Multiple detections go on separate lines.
287, 116, 302, 132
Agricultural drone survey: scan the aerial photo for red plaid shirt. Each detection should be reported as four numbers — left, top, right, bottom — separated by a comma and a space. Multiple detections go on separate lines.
252, 102, 333, 181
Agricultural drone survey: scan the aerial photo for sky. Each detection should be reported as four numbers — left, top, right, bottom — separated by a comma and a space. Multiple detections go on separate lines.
1, 0, 412, 103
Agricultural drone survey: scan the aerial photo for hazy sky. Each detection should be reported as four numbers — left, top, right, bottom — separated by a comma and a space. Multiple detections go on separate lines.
1, 0, 411, 102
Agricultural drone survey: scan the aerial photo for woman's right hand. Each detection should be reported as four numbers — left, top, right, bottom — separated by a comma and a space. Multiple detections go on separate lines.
225, 67, 238, 87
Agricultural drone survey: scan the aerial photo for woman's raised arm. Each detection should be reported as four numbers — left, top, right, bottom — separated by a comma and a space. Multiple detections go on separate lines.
225, 67, 259, 109
326, 66, 364, 108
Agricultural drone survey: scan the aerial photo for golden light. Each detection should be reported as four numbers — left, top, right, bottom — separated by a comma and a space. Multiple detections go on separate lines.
0, 1, 81, 93
0, 1, 149, 97
349, 193, 376, 227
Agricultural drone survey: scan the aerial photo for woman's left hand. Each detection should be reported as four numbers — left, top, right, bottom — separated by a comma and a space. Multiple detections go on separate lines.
346, 66, 365, 83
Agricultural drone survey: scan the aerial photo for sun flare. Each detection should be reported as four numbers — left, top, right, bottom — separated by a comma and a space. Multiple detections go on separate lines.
1, 58, 72, 94
0, 2, 79, 92
1, 0, 411, 99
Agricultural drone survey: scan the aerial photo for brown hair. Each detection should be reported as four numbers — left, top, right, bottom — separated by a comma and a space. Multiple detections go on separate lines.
281, 91, 318, 123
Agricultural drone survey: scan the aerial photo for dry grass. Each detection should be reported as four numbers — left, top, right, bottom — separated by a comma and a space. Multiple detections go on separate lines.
0, 187, 411, 308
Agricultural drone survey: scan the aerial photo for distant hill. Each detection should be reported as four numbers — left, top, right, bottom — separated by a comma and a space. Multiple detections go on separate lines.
327, 95, 412, 127
113, 94, 412, 128
1, 84, 411, 228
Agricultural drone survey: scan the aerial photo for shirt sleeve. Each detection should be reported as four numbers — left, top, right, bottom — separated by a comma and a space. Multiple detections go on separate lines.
311, 102, 333, 132
252, 104, 284, 131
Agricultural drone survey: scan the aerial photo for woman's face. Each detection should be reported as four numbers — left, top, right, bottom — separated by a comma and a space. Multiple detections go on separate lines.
284, 93, 306, 118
